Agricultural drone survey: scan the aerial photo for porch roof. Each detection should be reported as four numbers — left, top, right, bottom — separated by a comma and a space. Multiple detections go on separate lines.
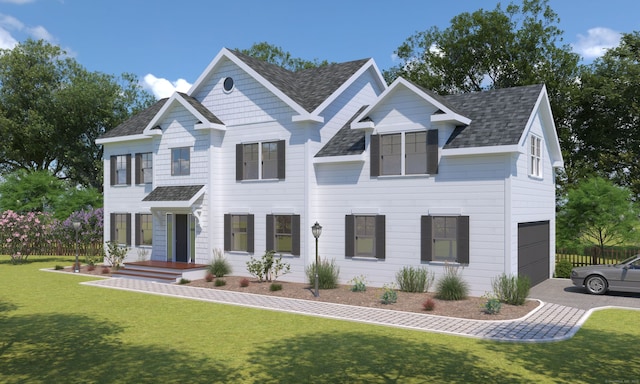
142, 185, 205, 208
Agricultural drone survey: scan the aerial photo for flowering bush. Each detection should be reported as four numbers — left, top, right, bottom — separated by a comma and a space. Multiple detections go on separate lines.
54, 208, 104, 264
0, 210, 55, 263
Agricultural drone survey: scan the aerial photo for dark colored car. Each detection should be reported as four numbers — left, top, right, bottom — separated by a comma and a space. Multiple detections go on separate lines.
571, 255, 640, 295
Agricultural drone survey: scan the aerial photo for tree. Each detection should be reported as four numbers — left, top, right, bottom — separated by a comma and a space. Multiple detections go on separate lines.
0, 39, 155, 189
557, 177, 640, 259
567, 32, 640, 196
0, 169, 102, 220
238, 42, 330, 71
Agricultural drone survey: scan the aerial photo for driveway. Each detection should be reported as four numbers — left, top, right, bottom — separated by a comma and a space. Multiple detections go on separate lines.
529, 278, 640, 311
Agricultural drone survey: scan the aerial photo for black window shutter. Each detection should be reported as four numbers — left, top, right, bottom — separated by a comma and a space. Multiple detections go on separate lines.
135, 153, 141, 184
277, 140, 286, 180
110, 213, 116, 242
125, 213, 132, 245
223, 214, 231, 251
110, 156, 116, 186
370, 134, 380, 177
291, 215, 300, 256
247, 214, 255, 253
265, 214, 274, 251
375, 215, 385, 260
236, 144, 243, 181
457, 216, 470, 264
345, 215, 355, 257
125, 155, 132, 185
427, 129, 439, 174
421, 216, 433, 262
135, 214, 141, 246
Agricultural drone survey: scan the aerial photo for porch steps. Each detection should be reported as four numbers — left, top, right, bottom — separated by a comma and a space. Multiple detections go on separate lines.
111, 261, 209, 283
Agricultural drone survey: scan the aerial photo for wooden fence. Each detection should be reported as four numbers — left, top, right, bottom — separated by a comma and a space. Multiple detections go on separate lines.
10, 242, 104, 258
556, 246, 640, 266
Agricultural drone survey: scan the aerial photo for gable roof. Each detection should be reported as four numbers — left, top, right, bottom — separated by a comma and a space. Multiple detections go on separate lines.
99, 98, 168, 139
316, 83, 549, 157
443, 84, 544, 149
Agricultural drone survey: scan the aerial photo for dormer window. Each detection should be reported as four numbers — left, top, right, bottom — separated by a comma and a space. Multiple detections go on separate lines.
371, 130, 438, 176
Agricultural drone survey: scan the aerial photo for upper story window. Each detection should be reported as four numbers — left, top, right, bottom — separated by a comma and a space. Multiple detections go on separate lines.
236, 140, 285, 181
136, 152, 153, 184
371, 130, 438, 176
530, 135, 542, 178
110, 154, 131, 186
171, 147, 190, 176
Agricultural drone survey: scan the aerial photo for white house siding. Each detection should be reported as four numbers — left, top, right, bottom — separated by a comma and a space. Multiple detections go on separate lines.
509, 110, 557, 278
102, 139, 155, 262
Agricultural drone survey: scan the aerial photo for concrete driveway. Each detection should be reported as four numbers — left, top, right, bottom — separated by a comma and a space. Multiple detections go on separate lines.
529, 278, 640, 310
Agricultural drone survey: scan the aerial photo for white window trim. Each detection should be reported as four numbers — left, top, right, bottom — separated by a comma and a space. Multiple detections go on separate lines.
529, 135, 543, 179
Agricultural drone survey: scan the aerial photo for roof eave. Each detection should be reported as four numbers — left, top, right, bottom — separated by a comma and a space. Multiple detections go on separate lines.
442, 145, 520, 156
95, 134, 151, 145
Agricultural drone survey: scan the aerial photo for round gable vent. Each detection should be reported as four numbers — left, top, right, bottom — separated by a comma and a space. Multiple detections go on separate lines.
223, 77, 234, 92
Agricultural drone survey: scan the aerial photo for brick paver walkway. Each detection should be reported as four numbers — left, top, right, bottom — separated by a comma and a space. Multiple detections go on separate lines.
83, 278, 588, 342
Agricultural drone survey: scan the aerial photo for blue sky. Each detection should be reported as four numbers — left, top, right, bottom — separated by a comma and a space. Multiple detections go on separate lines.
0, 0, 636, 99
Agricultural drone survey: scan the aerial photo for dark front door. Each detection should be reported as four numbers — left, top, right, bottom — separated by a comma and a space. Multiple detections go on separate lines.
175, 214, 188, 263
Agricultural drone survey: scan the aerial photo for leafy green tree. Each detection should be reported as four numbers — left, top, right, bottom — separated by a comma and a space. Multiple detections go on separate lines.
0, 39, 155, 189
238, 42, 330, 71
557, 177, 640, 258
0, 169, 102, 220
567, 32, 640, 196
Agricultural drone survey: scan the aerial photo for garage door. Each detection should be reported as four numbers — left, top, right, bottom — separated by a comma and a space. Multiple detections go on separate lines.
518, 221, 550, 287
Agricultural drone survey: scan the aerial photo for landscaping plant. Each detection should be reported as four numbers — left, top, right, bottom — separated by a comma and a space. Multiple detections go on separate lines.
436, 265, 469, 300
246, 250, 291, 282
349, 275, 367, 292
104, 241, 128, 270
208, 248, 232, 277
554, 259, 573, 278
380, 283, 398, 304
396, 266, 434, 293
305, 258, 340, 289
491, 273, 530, 305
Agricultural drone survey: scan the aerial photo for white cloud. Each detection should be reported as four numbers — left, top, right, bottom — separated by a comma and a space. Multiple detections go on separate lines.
0, 13, 54, 49
572, 27, 621, 59
0, 0, 35, 4
143, 74, 192, 99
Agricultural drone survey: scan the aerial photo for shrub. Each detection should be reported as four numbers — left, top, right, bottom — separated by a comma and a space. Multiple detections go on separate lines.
555, 259, 573, 278
491, 273, 530, 306
349, 275, 367, 292
178, 278, 191, 285
269, 283, 283, 291
87, 264, 95, 272
205, 272, 214, 282
305, 258, 339, 289
239, 278, 250, 287
104, 241, 128, 270
54, 265, 64, 270
422, 298, 436, 311
436, 265, 469, 301
214, 279, 226, 287
380, 283, 398, 304
101, 266, 110, 274
396, 266, 435, 293
483, 294, 502, 314
246, 250, 291, 282
208, 248, 232, 277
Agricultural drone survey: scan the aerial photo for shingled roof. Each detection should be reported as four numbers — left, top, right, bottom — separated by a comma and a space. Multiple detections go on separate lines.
315, 83, 545, 157
142, 185, 205, 202
443, 84, 543, 149
177, 92, 224, 125
100, 98, 168, 139
230, 50, 370, 113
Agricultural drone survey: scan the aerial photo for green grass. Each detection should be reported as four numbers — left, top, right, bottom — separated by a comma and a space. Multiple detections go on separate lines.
2, 256, 640, 383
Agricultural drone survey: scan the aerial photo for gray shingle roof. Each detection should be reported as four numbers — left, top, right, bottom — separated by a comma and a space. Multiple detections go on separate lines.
315, 106, 369, 157
443, 84, 543, 148
177, 92, 224, 125
230, 50, 370, 113
142, 185, 205, 202
100, 98, 168, 139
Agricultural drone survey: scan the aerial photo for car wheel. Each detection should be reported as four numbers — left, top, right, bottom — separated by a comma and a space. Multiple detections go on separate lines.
585, 275, 608, 295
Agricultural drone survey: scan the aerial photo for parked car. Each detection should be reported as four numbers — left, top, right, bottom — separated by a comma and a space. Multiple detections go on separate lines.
571, 255, 640, 295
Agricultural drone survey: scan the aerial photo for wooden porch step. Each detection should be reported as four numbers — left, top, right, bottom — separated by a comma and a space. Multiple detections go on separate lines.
111, 261, 209, 283
111, 268, 181, 283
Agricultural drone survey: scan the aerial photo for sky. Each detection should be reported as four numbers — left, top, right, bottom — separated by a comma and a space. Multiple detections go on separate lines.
0, 0, 636, 99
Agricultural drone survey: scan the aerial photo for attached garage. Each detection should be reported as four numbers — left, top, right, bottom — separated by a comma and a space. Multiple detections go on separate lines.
518, 221, 550, 287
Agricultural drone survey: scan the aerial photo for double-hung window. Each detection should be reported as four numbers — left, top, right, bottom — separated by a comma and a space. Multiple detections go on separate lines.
371, 130, 438, 176
224, 214, 254, 253
110, 213, 131, 245
421, 215, 469, 264
345, 214, 385, 259
110, 154, 131, 186
236, 140, 285, 181
266, 214, 300, 255
135, 152, 153, 184
530, 135, 542, 178
135, 213, 153, 246
171, 147, 190, 176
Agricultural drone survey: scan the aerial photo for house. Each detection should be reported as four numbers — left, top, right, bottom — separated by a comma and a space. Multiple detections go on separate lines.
96, 48, 563, 296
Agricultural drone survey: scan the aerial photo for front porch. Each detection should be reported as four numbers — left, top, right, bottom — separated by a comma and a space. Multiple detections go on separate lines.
111, 260, 208, 283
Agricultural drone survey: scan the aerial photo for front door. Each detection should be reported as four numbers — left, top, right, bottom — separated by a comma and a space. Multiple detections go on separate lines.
175, 214, 188, 262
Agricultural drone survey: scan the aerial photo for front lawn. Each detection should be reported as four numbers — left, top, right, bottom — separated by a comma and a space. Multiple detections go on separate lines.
1, 256, 639, 383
